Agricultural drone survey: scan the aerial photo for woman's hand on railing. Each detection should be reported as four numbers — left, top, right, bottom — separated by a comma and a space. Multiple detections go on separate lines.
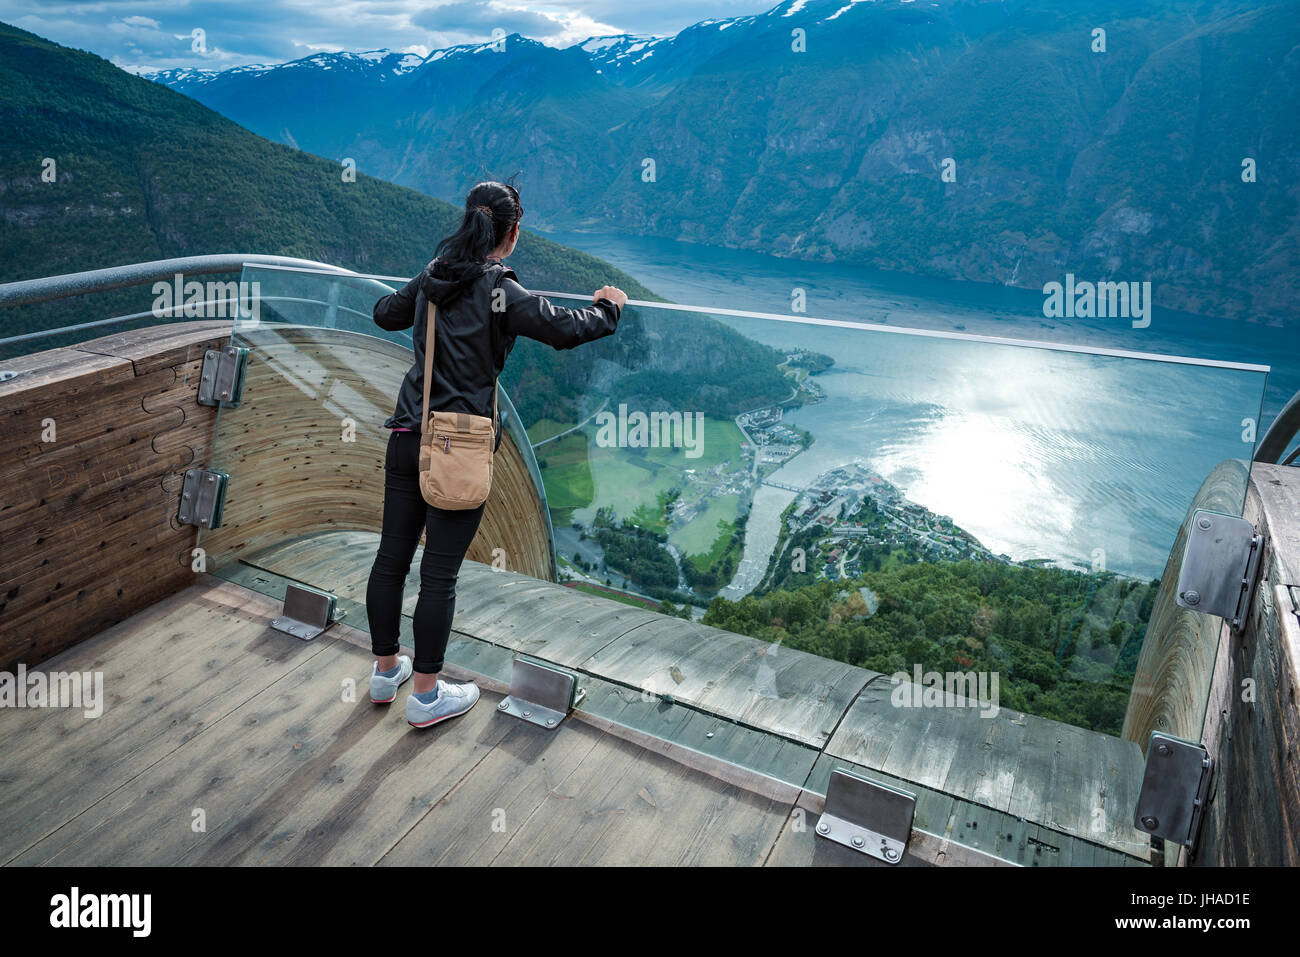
593, 286, 628, 308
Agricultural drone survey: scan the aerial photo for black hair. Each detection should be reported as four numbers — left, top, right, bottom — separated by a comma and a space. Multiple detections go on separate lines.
433, 179, 524, 265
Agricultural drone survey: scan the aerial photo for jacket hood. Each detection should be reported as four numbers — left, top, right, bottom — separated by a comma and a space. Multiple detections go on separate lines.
420, 258, 495, 305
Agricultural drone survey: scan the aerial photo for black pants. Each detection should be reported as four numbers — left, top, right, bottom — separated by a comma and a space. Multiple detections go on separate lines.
366, 430, 486, 674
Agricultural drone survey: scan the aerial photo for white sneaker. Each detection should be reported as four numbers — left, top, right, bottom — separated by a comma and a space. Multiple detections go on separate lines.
406, 679, 481, 728
369, 655, 413, 704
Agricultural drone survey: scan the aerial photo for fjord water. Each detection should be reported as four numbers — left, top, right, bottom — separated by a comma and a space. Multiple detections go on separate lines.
537, 228, 1287, 584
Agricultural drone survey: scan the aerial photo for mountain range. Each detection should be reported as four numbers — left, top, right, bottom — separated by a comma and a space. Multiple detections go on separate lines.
0, 21, 790, 425
143, 0, 1300, 326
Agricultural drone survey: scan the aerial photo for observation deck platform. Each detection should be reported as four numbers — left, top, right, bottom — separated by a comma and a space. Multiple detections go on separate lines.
0, 542, 1149, 868
3, 272, 1295, 869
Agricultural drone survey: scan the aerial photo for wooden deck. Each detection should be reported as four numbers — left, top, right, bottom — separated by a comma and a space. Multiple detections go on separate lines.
216, 531, 1150, 863
0, 577, 1005, 867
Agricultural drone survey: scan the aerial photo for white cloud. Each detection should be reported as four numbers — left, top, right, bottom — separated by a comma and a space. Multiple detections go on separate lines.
0, 0, 781, 72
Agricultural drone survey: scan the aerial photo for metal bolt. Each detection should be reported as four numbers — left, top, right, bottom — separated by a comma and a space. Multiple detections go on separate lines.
706, 731, 714, 739
522, 710, 531, 718
816, 822, 830, 835
883, 847, 900, 862
851, 836, 864, 848
1141, 816, 1159, 830
546, 718, 555, 727
1157, 743, 1171, 756
1183, 590, 1201, 606
1198, 517, 1212, 529
497, 701, 508, 710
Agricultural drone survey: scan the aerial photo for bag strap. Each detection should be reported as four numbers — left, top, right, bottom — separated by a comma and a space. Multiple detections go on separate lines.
421, 301, 436, 434
421, 299, 499, 435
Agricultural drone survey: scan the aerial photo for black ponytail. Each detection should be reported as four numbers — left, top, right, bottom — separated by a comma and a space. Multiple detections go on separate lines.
434, 180, 523, 266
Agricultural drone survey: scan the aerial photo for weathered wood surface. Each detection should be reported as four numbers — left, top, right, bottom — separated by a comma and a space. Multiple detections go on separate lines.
1197, 463, 1300, 866
233, 530, 871, 750
0, 579, 331, 864
196, 325, 554, 583
1123, 458, 1252, 748
232, 529, 1143, 848
0, 320, 556, 672
824, 678, 1149, 857
0, 322, 228, 671
0, 565, 1161, 866
239, 532, 661, 664
581, 615, 873, 748
1, 576, 793, 867
764, 789, 1018, 868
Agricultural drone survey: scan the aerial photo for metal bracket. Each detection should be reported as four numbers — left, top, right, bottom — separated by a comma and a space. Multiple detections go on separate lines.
496, 658, 584, 730
1175, 509, 1264, 629
178, 469, 229, 529
1134, 732, 1213, 851
198, 345, 249, 407
270, 583, 343, 641
816, 768, 915, 864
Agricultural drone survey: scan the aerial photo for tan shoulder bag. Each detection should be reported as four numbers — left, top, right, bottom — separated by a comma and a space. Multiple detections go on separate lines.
417, 301, 498, 510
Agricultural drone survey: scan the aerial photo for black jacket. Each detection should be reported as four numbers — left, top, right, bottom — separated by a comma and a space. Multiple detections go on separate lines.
374, 258, 622, 444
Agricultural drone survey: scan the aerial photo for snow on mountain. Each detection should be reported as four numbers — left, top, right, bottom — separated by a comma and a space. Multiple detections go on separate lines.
574, 34, 670, 70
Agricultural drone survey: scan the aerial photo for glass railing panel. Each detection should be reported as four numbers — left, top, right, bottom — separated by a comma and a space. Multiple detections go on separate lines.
0, 273, 247, 362
195, 265, 1269, 861
195, 265, 402, 582
235, 264, 404, 342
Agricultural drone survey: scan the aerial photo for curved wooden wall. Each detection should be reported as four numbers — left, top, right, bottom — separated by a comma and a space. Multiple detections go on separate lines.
0, 321, 229, 670
198, 325, 555, 582
1197, 462, 1300, 865
1121, 458, 1251, 750
0, 321, 554, 671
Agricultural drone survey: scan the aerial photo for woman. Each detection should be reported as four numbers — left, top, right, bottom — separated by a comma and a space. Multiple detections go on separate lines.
366, 181, 627, 728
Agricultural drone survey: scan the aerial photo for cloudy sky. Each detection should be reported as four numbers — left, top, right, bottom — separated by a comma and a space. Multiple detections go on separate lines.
1, 0, 781, 73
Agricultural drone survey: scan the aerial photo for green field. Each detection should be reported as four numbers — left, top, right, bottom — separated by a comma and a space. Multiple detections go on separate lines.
674, 493, 740, 562
539, 415, 749, 591
541, 415, 746, 534
527, 418, 572, 445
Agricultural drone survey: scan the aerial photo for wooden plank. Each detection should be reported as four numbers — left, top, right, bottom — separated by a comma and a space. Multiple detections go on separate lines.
180, 662, 516, 866
581, 615, 873, 748
21, 636, 359, 866
799, 753, 1139, 866
825, 675, 1147, 854
380, 716, 604, 866
473, 722, 790, 866
450, 565, 660, 665
1, 580, 332, 864
0, 366, 174, 489
237, 536, 658, 666
72, 320, 230, 376
572, 677, 813, 802
1123, 458, 1251, 744
0, 348, 129, 402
